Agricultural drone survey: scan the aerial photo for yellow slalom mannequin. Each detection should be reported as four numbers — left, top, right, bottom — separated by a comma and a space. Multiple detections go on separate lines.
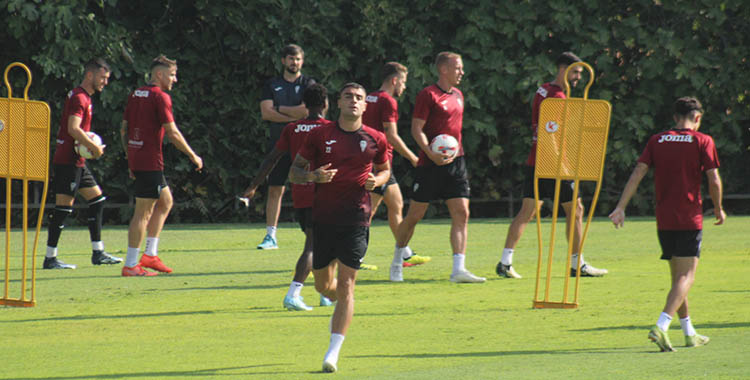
1, 62, 51, 307
533, 62, 611, 309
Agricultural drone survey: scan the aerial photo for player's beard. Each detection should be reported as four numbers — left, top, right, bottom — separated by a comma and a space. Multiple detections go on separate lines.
285, 66, 299, 75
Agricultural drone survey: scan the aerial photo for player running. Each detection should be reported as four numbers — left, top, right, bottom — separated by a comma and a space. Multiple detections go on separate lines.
362, 62, 430, 268
256, 44, 316, 250
609, 97, 725, 352
495, 52, 608, 279
45, 58, 122, 270
242, 83, 333, 311
391, 52, 484, 283
290, 83, 390, 373
120, 55, 203, 276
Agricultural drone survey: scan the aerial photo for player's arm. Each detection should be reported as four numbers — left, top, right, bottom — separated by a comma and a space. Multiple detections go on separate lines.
608, 162, 649, 228
365, 161, 391, 191
279, 104, 309, 120
67, 115, 104, 158
120, 120, 128, 155
242, 148, 287, 198
411, 117, 451, 166
163, 122, 203, 171
260, 99, 298, 123
383, 121, 418, 167
706, 168, 726, 225
289, 153, 337, 184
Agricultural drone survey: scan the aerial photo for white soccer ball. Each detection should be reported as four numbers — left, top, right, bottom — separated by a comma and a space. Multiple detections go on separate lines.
430, 134, 459, 157
74, 131, 103, 159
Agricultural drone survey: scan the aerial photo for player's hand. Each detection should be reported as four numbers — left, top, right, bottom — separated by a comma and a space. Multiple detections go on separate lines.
128, 169, 135, 179
242, 186, 257, 199
427, 150, 454, 166
714, 208, 726, 225
408, 153, 419, 168
313, 163, 337, 183
90, 144, 105, 159
608, 208, 625, 228
364, 172, 377, 191
191, 154, 203, 171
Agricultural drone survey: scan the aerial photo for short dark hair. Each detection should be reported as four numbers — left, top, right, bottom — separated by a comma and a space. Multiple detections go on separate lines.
382, 62, 408, 81
281, 44, 304, 58
435, 52, 461, 68
303, 83, 328, 109
555, 52, 582, 67
84, 58, 110, 73
674, 97, 703, 117
150, 54, 177, 70
339, 82, 366, 96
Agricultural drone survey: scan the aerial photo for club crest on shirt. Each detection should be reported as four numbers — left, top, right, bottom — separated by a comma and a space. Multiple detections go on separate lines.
360, 140, 367, 152
295, 85, 300, 94
441, 100, 449, 111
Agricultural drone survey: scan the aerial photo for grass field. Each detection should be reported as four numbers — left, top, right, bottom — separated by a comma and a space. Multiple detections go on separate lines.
1, 216, 748, 379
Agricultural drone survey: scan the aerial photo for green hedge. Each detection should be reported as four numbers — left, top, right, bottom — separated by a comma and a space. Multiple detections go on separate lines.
2, 0, 748, 223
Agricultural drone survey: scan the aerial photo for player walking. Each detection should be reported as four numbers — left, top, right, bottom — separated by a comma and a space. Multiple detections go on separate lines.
391, 52, 484, 283
120, 55, 203, 276
362, 62, 430, 268
242, 83, 333, 310
290, 83, 390, 372
609, 97, 724, 352
45, 58, 122, 269
257, 44, 315, 250
495, 52, 608, 279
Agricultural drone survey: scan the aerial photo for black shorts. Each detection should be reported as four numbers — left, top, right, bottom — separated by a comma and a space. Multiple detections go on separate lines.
658, 230, 702, 260
267, 125, 291, 186
411, 156, 470, 202
133, 171, 168, 199
372, 172, 397, 196
312, 223, 369, 270
53, 164, 98, 196
295, 207, 313, 232
522, 165, 575, 202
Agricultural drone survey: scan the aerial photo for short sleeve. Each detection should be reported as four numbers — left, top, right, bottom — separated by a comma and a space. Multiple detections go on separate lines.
156, 92, 175, 125
700, 135, 720, 171
381, 96, 398, 123
69, 94, 87, 118
374, 131, 389, 165
637, 137, 655, 167
412, 89, 432, 121
260, 78, 274, 101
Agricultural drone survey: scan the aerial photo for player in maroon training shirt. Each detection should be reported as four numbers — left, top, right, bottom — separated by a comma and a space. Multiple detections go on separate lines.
391, 52, 485, 284
609, 97, 725, 352
495, 52, 608, 280
361, 62, 430, 269
45, 58, 122, 270
242, 83, 333, 311
290, 83, 390, 373
120, 55, 203, 276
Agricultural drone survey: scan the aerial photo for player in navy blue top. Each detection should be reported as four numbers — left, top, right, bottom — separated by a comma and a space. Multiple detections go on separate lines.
257, 44, 316, 250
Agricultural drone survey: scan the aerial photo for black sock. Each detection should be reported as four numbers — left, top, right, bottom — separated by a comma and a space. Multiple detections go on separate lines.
87, 195, 106, 243
47, 206, 73, 247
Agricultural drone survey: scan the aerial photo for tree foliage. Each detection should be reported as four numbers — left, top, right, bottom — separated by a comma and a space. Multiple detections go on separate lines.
1, 0, 748, 222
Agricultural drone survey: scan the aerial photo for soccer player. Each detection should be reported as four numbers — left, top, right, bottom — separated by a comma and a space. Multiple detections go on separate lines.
289, 83, 390, 372
495, 52, 608, 279
257, 44, 316, 250
45, 58, 122, 270
362, 62, 430, 268
242, 83, 333, 311
120, 55, 203, 276
609, 97, 724, 352
390, 52, 485, 283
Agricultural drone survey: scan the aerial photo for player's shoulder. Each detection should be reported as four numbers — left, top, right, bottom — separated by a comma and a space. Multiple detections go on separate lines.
537, 82, 563, 98
68, 87, 90, 102
362, 124, 387, 140
299, 74, 315, 86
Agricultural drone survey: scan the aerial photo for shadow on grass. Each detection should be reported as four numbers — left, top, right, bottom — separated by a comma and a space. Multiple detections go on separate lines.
0, 309, 232, 323
571, 321, 750, 332
351, 345, 645, 359
160, 282, 288, 292
0, 364, 303, 379
22, 270, 289, 283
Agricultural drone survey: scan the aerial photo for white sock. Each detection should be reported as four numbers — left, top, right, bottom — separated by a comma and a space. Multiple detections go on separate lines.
392, 245, 404, 265
657, 312, 673, 332
46, 246, 57, 258
323, 333, 345, 365
92, 241, 104, 252
452, 253, 466, 274
287, 281, 303, 298
266, 226, 277, 239
144, 237, 159, 256
501, 248, 514, 266
680, 316, 696, 336
401, 246, 414, 260
125, 247, 141, 267
571, 253, 584, 269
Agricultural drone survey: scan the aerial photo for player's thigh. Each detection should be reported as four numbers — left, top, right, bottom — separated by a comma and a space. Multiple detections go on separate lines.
78, 186, 103, 201
132, 197, 158, 220
157, 185, 173, 210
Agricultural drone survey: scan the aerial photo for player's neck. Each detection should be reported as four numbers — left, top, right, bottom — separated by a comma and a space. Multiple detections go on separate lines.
436, 78, 454, 93
283, 70, 301, 82
337, 117, 362, 132
79, 81, 95, 96
379, 84, 395, 97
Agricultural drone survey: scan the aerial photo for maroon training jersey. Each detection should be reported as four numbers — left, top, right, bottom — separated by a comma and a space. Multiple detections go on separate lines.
638, 128, 720, 230
276, 117, 332, 209
297, 122, 389, 226
362, 90, 398, 162
412, 84, 464, 166
526, 82, 566, 166
53, 87, 92, 167
123, 85, 174, 171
